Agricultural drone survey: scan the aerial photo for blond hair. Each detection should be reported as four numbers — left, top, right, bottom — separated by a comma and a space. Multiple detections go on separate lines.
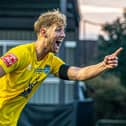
34, 9, 67, 33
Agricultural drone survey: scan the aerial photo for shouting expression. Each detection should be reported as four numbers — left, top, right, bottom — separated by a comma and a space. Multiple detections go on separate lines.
44, 24, 66, 53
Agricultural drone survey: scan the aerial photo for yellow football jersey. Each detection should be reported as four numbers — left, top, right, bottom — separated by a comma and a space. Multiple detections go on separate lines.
0, 42, 64, 126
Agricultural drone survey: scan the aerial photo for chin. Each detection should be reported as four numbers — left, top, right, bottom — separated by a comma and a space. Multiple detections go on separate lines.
52, 50, 59, 54
50, 47, 60, 54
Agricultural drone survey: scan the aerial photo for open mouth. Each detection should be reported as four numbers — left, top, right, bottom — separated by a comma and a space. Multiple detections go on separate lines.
56, 40, 62, 46
53, 40, 62, 52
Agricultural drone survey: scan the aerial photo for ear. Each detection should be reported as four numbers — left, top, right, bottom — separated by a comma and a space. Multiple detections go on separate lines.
40, 27, 47, 37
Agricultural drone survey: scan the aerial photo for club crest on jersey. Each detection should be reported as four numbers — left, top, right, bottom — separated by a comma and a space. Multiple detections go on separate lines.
1, 53, 18, 67
44, 65, 50, 74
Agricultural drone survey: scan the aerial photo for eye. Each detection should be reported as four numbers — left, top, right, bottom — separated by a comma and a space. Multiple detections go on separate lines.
55, 28, 62, 32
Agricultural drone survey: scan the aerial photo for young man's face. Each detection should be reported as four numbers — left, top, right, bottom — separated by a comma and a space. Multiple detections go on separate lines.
46, 24, 66, 53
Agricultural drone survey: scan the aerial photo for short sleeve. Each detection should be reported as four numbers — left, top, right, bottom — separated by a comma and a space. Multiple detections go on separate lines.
0, 46, 26, 74
51, 55, 65, 76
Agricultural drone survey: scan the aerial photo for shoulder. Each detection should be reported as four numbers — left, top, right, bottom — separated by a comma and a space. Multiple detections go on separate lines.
8, 42, 34, 55
12, 42, 34, 50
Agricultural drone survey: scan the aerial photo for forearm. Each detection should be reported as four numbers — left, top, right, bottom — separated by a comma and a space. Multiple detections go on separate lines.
78, 62, 108, 80
67, 47, 122, 81
68, 61, 108, 81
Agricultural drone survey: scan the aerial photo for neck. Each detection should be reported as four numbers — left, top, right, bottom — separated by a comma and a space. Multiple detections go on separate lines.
34, 39, 49, 61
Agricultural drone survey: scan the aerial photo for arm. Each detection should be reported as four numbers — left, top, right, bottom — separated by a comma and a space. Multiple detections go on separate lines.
67, 62, 106, 80
0, 65, 6, 77
0, 52, 19, 77
67, 47, 123, 81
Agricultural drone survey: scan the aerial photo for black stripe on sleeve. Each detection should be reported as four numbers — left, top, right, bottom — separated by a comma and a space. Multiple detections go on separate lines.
59, 64, 70, 80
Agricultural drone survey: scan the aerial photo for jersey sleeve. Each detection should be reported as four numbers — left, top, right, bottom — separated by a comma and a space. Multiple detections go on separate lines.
51, 54, 65, 76
0, 46, 25, 73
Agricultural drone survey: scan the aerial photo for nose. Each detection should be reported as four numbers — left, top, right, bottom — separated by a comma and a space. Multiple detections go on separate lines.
61, 30, 66, 38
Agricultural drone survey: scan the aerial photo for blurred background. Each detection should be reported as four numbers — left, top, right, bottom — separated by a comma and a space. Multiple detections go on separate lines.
0, 0, 126, 126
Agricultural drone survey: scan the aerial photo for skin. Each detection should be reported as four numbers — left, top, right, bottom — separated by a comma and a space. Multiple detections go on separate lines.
0, 23, 123, 81
68, 47, 123, 80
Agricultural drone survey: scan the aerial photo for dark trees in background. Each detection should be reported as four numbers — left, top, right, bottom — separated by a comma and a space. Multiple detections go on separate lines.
97, 13, 126, 86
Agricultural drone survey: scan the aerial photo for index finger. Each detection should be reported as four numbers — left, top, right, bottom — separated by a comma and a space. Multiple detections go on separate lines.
112, 47, 123, 56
